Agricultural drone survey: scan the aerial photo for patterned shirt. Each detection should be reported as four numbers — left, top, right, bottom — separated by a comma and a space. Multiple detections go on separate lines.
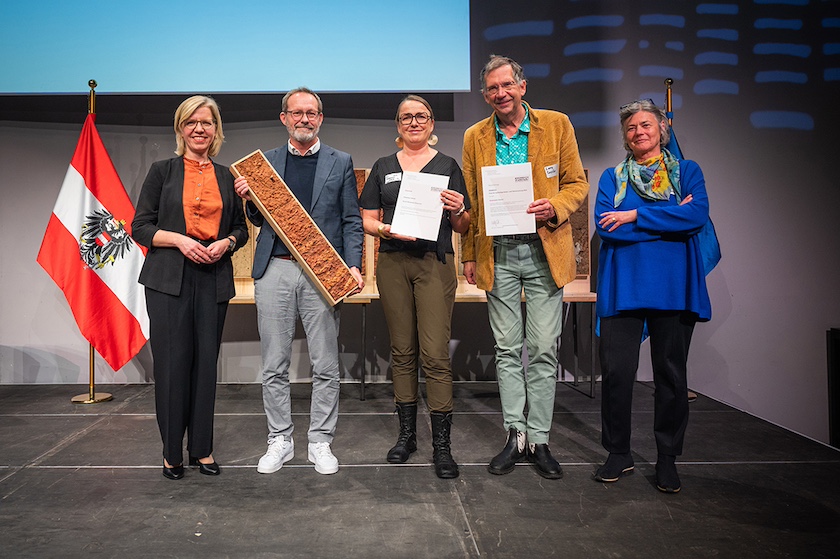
494, 103, 530, 165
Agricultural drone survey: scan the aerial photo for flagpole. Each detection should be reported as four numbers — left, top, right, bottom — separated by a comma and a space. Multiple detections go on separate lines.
663, 78, 698, 403
665, 78, 674, 126
72, 79, 113, 405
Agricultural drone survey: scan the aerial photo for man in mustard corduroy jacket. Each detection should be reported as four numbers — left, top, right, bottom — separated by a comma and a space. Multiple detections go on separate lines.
462, 55, 588, 480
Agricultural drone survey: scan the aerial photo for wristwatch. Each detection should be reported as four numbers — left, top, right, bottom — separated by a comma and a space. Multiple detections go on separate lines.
227, 237, 236, 252
455, 204, 466, 216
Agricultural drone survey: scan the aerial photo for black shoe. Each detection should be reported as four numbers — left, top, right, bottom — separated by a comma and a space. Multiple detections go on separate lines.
387, 402, 418, 464
162, 463, 184, 480
430, 411, 459, 479
488, 428, 526, 475
189, 457, 221, 476
655, 454, 681, 493
593, 453, 634, 482
527, 443, 564, 479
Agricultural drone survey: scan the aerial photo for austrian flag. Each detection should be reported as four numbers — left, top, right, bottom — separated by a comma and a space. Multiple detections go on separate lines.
37, 114, 149, 371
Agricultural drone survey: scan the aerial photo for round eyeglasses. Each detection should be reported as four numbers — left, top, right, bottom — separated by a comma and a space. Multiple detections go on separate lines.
183, 120, 216, 130
399, 113, 431, 125
285, 110, 321, 121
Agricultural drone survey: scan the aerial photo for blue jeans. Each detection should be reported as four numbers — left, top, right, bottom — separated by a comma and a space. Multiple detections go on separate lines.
255, 257, 341, 444
487, 237, 563, 444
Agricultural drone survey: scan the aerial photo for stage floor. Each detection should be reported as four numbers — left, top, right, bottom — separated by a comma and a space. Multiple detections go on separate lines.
1, 381, 839, 558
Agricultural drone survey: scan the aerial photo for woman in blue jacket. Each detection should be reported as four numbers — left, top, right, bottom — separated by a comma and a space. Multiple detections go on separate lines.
593, 99, 711, 493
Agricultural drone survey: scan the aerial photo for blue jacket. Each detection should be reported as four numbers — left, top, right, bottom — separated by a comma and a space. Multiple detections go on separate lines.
246, 144, 363, 279
594, 159, 711, 321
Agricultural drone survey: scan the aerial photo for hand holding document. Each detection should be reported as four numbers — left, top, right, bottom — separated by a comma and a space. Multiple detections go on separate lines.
481, 162, 535, 236
390, 171, 449, 241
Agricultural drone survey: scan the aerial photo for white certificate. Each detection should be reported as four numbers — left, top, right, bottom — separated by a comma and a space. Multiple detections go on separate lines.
481, 162, 536, 236
389, 171, 448, 241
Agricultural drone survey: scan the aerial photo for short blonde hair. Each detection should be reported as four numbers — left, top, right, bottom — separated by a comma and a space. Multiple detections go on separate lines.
173, 95, 225, 157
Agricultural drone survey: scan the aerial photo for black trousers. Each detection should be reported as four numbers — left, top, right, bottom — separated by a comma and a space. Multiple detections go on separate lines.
146, 260, 228, 466
599, 310, 696, 456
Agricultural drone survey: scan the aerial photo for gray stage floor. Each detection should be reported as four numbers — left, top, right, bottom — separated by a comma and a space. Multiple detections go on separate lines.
1, 381, 839, 558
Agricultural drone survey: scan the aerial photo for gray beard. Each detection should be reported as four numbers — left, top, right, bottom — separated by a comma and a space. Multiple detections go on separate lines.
291, 125, 319, 144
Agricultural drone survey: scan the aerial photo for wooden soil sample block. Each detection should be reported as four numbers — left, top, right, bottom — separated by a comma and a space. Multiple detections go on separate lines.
230, 150, 359, 306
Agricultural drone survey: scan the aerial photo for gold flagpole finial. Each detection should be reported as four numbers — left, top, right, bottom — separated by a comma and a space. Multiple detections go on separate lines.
88, 80, 97, 115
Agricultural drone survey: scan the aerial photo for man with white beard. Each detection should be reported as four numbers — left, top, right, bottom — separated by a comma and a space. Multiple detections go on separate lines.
234, 87, 364, 475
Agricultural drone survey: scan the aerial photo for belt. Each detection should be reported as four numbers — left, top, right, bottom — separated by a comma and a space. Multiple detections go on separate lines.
498, 233, 540, 242
273, 254, 296, 261
191, 237, 214, 247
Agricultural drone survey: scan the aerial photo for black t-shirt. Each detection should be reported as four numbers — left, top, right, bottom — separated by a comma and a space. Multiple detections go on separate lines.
359, 152, 469, 260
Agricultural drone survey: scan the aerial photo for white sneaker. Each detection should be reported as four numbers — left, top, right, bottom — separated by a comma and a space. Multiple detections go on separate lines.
307, 442, 339, 475
257, 437, 294, 474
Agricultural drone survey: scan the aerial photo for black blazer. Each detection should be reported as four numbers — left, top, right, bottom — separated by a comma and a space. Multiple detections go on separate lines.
132, 157, 248, 303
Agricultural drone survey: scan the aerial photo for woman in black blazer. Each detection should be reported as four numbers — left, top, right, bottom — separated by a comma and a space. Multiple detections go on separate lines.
132, 95, 248, 480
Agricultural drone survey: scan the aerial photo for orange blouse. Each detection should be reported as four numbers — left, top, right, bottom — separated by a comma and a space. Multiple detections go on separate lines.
182, 157, 222, 240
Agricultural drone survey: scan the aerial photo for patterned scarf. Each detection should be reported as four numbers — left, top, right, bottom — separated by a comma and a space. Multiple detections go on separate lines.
613, 149, 681, 207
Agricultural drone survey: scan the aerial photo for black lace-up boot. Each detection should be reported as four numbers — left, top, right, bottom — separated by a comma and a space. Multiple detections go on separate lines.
386, 402, 417, 463
430, 411, 459, 479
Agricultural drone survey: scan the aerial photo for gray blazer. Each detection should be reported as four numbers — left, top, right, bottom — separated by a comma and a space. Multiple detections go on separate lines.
247, 144, 363, 279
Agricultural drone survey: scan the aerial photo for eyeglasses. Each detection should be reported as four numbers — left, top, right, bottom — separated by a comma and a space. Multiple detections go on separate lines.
285, 110, 321, 121
484, 81, 519, 96
183, 119, 215, 130
398, 113, 431, 125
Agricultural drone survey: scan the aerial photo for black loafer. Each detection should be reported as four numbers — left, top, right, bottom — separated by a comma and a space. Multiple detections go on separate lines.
162, 464, 184, 480
527, 443, 564, 479
593, 453, 634, 482
488, 428, 526, 475
189, 457, 221, 476
655, 454, 681, 493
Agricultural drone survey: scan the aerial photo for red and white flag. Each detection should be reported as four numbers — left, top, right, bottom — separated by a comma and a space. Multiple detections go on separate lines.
37, 114, 149, 371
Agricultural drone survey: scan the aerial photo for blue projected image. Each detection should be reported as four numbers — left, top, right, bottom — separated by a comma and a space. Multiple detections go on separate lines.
564, 40, 627, 56
697, 29, 739, 41
562, 69, 624, 85
484, 21, 553, 41
0, 0, 470, 94
694, 80, 739, 95
754, 43, 812, 58
566, 16, 624, 29
755, 71, 808, 84
696, 4, 739, 15
522, 64, 551, 79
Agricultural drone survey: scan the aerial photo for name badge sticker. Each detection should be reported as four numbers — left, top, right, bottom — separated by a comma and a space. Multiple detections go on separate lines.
385, 172, 402, 184
544, 164, 558, 179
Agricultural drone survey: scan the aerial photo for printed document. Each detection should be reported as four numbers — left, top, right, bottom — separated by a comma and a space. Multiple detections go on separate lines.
390, 171, 448, 241
481, 162, 536, 236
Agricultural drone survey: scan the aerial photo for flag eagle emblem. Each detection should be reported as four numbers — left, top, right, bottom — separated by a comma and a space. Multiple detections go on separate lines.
79, 209, 136, 269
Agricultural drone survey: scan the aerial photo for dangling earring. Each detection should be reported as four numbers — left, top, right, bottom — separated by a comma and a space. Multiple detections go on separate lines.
428, 134, 438, 146
395, 137, 404, 148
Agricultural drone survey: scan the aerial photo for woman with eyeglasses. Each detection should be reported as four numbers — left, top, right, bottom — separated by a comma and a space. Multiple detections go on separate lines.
359, 95, 470, 479
132, 95, 248, 480
593, 99, 712, 493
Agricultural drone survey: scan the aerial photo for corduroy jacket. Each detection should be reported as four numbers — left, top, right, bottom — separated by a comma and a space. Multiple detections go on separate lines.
461, 103, 589, 291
